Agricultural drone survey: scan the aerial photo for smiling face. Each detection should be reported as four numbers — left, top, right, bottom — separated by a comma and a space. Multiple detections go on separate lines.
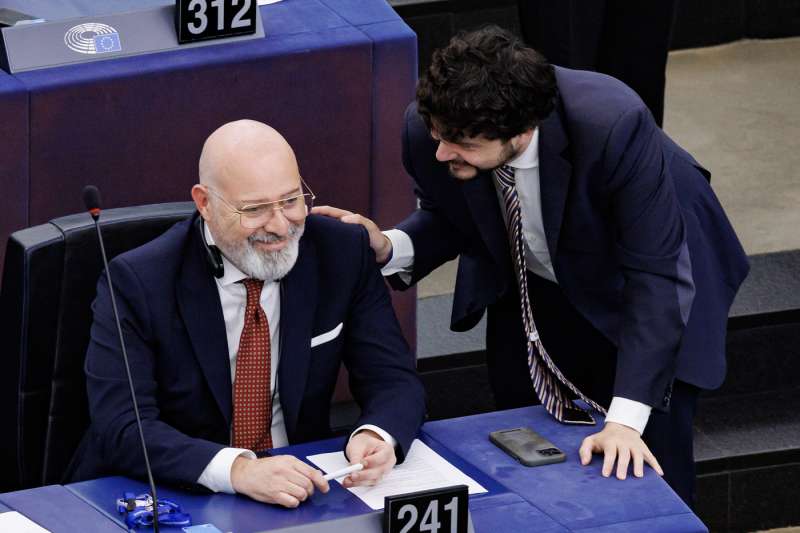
431, 127, 534, 180
192, 120, 307, 281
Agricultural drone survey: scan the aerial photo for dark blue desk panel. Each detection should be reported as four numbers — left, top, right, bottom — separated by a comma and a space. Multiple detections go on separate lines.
421, 406, 708, 532
0, 484, 123, 532
0, 72, 28, 270
469, 492, 569, 532
66, 435, 567, 532
67, 439, 377, 532
573, 513, 708, 532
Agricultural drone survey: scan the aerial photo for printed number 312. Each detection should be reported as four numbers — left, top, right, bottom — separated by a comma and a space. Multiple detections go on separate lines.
186, 0, 252, 35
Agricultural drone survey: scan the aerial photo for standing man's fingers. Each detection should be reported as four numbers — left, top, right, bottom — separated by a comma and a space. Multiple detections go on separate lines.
310, 205, 354, 219
643, 448, 664, 476
309, 206, 392, 262
632, 450, 645, 478
601, 444, 617, 478
616, 447, 631, 480
579, 436, 596, 465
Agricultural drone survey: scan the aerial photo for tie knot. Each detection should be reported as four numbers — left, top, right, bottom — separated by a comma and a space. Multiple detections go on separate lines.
494, 165, 516, 189
242, 278, 264, 306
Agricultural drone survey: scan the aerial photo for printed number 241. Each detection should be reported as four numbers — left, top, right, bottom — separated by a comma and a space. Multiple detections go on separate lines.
397, 497, 459, 533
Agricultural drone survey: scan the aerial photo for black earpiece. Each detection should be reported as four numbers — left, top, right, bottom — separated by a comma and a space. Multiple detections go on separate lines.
194, 216, 224, 279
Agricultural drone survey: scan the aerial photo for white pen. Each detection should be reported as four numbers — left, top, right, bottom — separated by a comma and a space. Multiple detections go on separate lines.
323, 463, 364, 481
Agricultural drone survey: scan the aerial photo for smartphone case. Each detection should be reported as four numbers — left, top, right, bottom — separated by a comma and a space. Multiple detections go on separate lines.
489, 427, 566, 467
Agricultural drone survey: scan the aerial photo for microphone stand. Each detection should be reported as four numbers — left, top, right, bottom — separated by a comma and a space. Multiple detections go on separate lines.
87, 195, 160, 532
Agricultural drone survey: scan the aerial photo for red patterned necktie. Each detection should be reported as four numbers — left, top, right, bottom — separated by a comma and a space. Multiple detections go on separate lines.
494, 165, 605, 424
232, 278, 273, 451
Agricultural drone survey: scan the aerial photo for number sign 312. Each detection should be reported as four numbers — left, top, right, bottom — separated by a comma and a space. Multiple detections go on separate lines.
175, 0, 257, 44
384, 485, 469, 533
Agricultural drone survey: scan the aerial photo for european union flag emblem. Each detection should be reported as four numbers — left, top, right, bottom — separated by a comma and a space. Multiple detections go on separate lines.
94, 33, 121, 54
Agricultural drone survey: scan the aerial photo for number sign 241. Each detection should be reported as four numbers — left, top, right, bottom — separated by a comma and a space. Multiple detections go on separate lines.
175, 0, 257, 44
384, 485, 469, 533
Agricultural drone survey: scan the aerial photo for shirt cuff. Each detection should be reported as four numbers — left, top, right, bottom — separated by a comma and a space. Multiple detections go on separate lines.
350, 424, 397, 449
197, 447, 257, 494
604, 397, 652, 435
380, 229, 414, 277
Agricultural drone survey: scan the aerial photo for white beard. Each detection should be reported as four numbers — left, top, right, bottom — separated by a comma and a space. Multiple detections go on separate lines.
217, 223, 304, 282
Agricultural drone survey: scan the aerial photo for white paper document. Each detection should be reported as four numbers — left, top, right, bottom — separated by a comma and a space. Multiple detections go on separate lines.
257, 0, 283, 5
0, 512, 51, 533
307, 439, 487, 510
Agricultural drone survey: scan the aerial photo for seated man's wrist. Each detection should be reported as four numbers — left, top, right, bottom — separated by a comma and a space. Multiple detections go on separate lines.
350, 424, 397, 448
198, 447, 255, 494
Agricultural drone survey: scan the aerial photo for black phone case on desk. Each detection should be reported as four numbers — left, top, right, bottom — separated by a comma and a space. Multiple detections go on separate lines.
489, 427, 566, 467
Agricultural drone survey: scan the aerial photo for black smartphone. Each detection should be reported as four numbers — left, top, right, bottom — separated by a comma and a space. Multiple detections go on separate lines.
489, 427, 566, 467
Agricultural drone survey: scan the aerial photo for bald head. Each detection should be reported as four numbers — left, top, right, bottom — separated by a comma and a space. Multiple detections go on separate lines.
198, 119, 300, 196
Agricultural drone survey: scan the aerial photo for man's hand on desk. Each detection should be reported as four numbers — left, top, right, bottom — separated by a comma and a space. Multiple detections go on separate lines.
311, 206, 392, 263
578, 422, 664, 480
342, 429, 397, 488
230, 455, 329, 508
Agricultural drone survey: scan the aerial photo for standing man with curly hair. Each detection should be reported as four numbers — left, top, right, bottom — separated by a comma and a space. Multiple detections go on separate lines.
315, 26, 748, 506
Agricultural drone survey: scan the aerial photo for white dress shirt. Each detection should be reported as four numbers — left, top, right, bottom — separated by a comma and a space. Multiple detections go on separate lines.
382, 130, 651, 434
197, 224, 395, 493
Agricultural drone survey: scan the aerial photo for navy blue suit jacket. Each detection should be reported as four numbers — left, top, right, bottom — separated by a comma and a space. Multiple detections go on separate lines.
70, 214, 425, 486
391, 67, 749, 410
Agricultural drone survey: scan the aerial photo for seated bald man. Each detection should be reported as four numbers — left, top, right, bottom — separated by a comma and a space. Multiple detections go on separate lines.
68, 120, 426, 507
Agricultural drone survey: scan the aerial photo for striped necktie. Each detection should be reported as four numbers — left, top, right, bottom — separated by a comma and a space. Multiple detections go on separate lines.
494, 164, 606, 424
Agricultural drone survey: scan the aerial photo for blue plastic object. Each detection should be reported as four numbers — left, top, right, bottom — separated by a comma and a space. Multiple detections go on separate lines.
116, 492, 192, 529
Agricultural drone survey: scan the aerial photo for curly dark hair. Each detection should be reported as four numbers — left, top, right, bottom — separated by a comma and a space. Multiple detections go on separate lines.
416, 25, 557, 142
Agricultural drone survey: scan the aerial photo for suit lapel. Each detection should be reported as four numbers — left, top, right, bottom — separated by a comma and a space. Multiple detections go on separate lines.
460, 171, 511, 270
538, 101, 572, 260
277, 236, 317, 440
177, 225, 232, 425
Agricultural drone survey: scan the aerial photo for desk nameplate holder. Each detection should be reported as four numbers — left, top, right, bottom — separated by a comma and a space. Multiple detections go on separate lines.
265, 509, 475, 533
0, 4, 264, 74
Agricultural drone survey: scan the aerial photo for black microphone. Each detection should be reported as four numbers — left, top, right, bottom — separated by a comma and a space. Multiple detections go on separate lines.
82, 185, 161, 532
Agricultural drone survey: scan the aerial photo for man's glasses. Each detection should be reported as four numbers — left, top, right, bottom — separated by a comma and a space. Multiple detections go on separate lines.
206, 178, 315, 229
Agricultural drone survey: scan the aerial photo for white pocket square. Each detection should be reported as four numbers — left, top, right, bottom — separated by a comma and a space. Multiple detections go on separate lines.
310, 322, 343, 348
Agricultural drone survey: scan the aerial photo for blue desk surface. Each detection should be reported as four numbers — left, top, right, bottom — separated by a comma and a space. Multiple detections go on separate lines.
0, 407, 707, 532
0, 484, 122, 532
65, 434, 567, 532
422, 406, 707, 532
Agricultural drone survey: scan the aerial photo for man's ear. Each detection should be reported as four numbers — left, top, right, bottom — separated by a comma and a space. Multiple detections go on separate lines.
513, 128, 535, 151
191, 184, 211, 220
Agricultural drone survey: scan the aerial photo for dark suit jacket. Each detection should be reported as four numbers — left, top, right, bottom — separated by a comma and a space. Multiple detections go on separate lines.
70, 214, 425, 486
391, 66, 749, 411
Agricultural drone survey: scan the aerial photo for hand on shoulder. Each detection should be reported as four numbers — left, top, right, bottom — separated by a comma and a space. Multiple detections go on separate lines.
311, 206, 392, 263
